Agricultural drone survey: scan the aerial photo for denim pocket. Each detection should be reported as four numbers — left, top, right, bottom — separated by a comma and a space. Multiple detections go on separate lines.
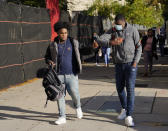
131, 67, 137, 72
72, 75, 78, 80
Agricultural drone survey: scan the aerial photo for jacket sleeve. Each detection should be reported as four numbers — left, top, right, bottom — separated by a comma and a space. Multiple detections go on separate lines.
74, 39, 79, 49
94, 29, 112, 47
133, 27, 142, 64
45, 45, 52, 65
73, 39, 82, 74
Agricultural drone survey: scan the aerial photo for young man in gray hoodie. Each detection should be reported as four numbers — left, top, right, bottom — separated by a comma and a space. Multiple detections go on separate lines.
94, 14, 142, 127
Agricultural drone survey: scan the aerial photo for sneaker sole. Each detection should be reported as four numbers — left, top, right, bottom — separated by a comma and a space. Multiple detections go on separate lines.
125, 124, 135, 127
77, 116, 83, 119
125, 121, 135, 127
117, 116, 126, 120
55, 122, 66, 125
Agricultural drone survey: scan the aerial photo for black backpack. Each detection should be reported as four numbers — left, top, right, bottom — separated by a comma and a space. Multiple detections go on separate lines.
42, 68, 65, 108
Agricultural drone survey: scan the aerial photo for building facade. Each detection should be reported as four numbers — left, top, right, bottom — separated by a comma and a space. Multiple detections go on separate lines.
67, 0, 126, 17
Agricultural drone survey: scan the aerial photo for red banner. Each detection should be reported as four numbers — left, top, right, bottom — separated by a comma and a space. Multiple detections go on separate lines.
46, 0, 60, 41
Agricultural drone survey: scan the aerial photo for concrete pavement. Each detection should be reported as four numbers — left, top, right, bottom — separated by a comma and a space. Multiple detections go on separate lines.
0, 56, 168, 131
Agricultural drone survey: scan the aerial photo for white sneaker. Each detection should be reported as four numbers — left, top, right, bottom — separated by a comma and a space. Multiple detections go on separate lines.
55, 117, 66, 125
125, 116, 135, 127
76, 107, 83, 119
117, 109, 126, 120
96, 63, 101, 66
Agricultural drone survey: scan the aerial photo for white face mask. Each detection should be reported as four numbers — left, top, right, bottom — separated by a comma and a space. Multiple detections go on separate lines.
115, 25, 123, 31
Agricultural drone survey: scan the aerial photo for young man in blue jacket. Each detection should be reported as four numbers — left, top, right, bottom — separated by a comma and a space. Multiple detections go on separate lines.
45, 22, 83, 125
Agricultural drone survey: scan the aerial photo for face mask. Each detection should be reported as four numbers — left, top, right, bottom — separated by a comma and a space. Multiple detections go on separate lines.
115, 25, 123, 31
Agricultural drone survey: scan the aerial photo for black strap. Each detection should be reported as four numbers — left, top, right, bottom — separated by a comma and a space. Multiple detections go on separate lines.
44, 98, 48, 108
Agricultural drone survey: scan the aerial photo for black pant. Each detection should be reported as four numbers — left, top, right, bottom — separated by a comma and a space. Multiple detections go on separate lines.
95, 52, 100, 63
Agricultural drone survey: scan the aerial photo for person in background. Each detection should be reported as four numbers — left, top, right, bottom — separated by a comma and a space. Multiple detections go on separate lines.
141, 29, 157, 77
102, 46, 111, 67
93, 40, 101, 66
45, 22, 83, 125
101, 29, 111, 67
94, 14, 142, 127
157, 33, 165, 57
143, 31, 148, 37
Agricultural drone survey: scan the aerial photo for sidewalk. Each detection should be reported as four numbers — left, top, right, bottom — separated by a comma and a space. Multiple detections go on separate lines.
0, 56, 168, 131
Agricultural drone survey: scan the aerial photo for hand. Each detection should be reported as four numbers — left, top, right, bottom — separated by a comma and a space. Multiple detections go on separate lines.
110, 37, 123, 45
93, 40, 99, 48
132, 62, 137, 68
48, 60, 55, 68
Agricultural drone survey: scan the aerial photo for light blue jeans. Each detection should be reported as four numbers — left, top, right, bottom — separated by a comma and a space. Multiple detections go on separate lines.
57, 74, 81, 117
104, 48, 111, 65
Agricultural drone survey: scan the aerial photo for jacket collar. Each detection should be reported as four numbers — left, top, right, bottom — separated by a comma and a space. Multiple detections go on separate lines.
124, 22, 131, 30
54, 36, 73, 44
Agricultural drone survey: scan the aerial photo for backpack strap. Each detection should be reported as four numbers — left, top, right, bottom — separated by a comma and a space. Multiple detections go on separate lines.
44, 98, 49, 108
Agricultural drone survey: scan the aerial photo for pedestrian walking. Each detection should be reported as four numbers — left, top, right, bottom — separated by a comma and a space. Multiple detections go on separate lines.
45, 22, 83, 125
93, 40, 101, 66
101, 30, 111, 67
141, 29, 157, 77
157, 33, 165, 57
102, 47, 111, 67
93, 14, 142, 127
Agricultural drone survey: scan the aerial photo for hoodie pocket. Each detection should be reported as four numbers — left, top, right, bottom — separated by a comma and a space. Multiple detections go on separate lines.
125, 46, 135, 59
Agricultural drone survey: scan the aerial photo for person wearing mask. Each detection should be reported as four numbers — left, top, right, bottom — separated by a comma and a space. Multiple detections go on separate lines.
141, 29, 157, 76
93, 14, 142, 127
45, 22, 83, 125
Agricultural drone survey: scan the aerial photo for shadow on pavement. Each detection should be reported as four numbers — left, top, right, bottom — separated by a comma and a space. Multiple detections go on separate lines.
79, 64, 168, 89
0, 94, 168, 130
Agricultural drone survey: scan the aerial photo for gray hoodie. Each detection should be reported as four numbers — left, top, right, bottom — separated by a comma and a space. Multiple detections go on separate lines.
95, 23, 142, 64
